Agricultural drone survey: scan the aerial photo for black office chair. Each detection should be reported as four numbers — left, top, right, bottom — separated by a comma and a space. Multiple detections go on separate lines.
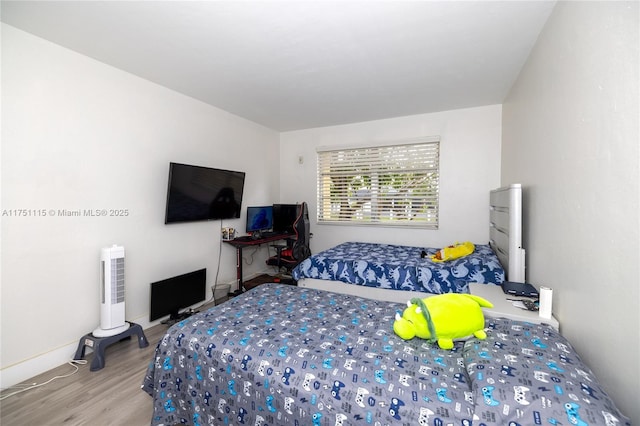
266, 202, 311, 275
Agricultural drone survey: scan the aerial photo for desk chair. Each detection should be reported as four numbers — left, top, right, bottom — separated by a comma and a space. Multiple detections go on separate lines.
266, 202, 311, 274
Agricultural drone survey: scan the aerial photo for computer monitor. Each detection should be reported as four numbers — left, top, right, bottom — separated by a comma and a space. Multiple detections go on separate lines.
273, 204, 298, 234
246, 206, 273, 234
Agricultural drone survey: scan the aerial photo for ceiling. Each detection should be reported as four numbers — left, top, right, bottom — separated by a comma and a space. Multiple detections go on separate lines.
1, 1, 556, 132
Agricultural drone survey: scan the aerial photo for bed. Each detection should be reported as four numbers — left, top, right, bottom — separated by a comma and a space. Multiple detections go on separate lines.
142, 284, 629, 425
293, 185, 524, 300
292, 241, 504, 296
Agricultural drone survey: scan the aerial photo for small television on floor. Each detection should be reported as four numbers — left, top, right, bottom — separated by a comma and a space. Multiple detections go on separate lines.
149, 268, 206, 323
246, 206, 273, 235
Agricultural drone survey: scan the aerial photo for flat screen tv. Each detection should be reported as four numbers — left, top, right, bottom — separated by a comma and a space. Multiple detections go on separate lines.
246, 206, 273, 234
165, 162, 245, 224
273, 203, 298, 234
149, 268, 206, 323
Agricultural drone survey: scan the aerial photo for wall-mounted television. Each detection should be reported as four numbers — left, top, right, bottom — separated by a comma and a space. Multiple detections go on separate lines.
165, 162, 245, 224
149, 268, 206, 323
246, 206, 273, 235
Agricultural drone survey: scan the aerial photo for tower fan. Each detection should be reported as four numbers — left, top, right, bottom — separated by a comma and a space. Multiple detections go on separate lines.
93, 245, 130, 337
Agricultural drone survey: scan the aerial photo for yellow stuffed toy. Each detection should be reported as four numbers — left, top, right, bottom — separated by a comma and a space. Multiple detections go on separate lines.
430, 241, 475, 262
393, 293, 493, 349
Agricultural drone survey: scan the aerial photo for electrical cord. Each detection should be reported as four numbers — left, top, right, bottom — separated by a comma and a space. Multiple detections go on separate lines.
0, 359, 87, 401
213, 220, 224, 294
174, 221, 232, 314
242, 246, 260, 266
211, 221, 269, 301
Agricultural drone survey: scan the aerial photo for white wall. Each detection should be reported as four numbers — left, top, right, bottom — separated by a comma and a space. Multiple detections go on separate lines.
502, 2, 639, 422
0, 24, 280, 386
279, 105, 503, 252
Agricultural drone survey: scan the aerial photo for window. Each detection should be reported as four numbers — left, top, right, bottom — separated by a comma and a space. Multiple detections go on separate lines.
317, 137, 439, 228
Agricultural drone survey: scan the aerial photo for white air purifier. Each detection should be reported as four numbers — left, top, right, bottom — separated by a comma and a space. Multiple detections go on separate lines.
93, 245, 130, 338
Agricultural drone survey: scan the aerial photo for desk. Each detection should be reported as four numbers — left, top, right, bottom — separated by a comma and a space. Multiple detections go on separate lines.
224, 233, 292, 290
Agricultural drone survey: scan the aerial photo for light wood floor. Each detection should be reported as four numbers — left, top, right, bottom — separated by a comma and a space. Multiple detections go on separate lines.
0, 323, 168, 426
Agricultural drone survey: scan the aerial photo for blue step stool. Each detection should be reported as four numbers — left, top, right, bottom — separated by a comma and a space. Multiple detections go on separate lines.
73, 322, 148, 371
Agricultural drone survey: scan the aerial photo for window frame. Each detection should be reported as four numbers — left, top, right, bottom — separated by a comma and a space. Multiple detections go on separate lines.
316, 136, 440, 229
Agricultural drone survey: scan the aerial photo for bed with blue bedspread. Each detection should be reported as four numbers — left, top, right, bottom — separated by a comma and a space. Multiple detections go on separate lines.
291, 241, 505, 295
142, 284, 629, 426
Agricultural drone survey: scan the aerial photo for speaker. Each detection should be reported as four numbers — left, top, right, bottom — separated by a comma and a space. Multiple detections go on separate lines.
93, 245, 130, 337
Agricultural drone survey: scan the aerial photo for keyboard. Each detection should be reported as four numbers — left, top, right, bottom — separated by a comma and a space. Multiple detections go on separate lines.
233, 232, 287, 242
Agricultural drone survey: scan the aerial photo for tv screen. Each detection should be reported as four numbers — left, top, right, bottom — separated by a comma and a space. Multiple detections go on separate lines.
273, 203, 298, 234
165, 162, 245, 224
246, 206, 273, 233
149, 268, 206, 322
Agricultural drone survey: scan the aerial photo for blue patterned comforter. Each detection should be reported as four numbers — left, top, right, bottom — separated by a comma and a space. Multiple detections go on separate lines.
142, 284, 629, 426
292, 241, 505, 294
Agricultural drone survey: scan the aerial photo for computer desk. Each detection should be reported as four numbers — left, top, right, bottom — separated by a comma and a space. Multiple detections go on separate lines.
224, 233, 293, 290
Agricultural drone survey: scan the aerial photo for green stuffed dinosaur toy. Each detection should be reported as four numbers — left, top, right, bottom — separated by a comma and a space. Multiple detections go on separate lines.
393, 293, 493, 349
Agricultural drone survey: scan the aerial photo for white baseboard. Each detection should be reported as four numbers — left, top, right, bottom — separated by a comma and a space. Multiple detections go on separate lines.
0, 312, 158, 390
0, 278, 245, 389
0, 342, 80, 389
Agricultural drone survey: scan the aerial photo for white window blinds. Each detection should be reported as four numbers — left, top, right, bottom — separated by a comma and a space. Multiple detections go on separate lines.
317, 137, 440, 228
